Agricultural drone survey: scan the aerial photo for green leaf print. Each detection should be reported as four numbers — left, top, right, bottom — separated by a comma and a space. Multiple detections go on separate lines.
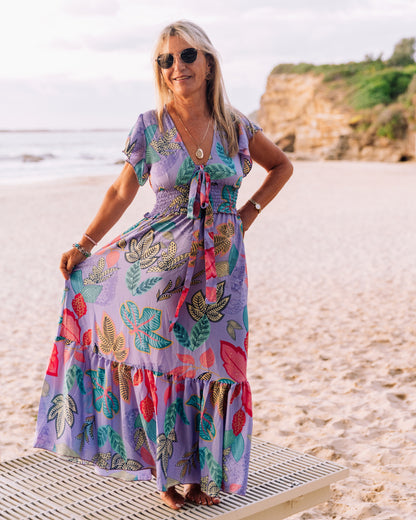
97, 426, 127, 460
81, 285, 103, 303
197, 412, 216, 441
135, 277, 162, 295
231, 433, 245, 462
215, 142, 236, 172
176, 398, 190, 425
173, 322, 191, 350
65, 366, 86, 395
70, 270, 83, 294
126, 261, 141, 295
199, 447, 223, 488
97, 425, 108, 447
164, 402, 177, 435
47, 394, 77, 439
144, 418, 157, 443
204, 163, 236, 180
228, 244, 239, 274
145, 125, 160, 164
151, 220, 176, 233
86, 368, 120, 419
224, 429, 235, 450
191, 315, 210, 350
243, 306, 249, 331
120, 301, 172, 353
185, 394, 202, 411
176, 156, 195, 185
134, 159, 147, 186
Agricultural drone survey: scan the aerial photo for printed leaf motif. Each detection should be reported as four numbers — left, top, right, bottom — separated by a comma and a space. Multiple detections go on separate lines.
84, 257, 118, 285
199, 447, 223, 488
97, 425, 127, 460
216, 142, 236, 172
228, 244, 239, 274
150, 128, 181, 156
204, 163, 236, 180
120, 301, 172, 353
111, 362, 132, 403
86, 368, 120, 419
210, 382, 228, 419
164, 402, 177, 435
177, 353, 195, 365
135, 277, 162, 295
176, 398, 190, 425
200, 348, 215, 368
148, 241, 189, 272
126, 261, 141, 295
157, 276, 183, 302
243, 306, 249, 331
215, 261, 229, 278
61, 309, 81, 344
185, 394, 202, 411
70, 270, 84, 294
231, 433, 245, 462
173, 322, 191, 350
81, 284, 103, 303
125, 230, 161, 268
76, 416, 95, 451
206, 282, 230, 322
47, 394, 77, 439
176, 156, 196, 185
187, 291, 207, 322
226, 320, 243, 341
156, 430, 177, 477
191, 315, 210, 350
220, 341, 247, 383
65, 365, 86, 395
110, 454, 142, 471
176, 442, 199, 479
96, 313, 128, 362
197, 412, 216, 441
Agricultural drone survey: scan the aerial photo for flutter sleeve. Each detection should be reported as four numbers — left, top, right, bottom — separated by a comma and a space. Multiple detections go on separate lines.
237, 114, 262, 176
122, 113, 150, 186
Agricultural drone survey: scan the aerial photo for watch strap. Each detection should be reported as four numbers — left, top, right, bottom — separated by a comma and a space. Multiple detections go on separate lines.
249, 198, 261, 212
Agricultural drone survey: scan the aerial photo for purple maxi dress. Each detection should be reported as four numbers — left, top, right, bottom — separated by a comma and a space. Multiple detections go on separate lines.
34, 108, 261, 496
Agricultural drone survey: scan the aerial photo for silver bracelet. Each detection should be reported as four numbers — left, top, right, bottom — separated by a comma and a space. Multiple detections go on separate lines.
73, 243, 91, 258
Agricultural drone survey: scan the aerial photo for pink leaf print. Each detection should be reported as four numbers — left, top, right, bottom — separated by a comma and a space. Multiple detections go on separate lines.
82, 329, 92, 346
106, 250, 120, 268
229, 483, 242, 493
140, 446, 155, 465
205, 247, 217, 280
177, 353, 195, 365
61, 309, 81, 344
184, 369, 196, 378
220, 341, 247, 383
164, 386, 172, 406
46, 344, 59, 376
133, 369, 143, 386
200, 348, 215, 368
242, 383, 252, 417
168, 366, 190, 378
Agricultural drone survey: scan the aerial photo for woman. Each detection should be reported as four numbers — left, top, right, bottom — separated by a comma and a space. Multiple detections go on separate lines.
34, 20, 293, 510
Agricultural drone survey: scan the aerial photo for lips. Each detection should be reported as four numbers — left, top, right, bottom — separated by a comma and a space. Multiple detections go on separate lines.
174, 75, 191, 81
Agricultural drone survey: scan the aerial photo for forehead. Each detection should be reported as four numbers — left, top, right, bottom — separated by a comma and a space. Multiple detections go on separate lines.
161, 35, 194, 53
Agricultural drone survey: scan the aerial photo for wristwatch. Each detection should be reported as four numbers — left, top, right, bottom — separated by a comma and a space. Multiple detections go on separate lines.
249, 199, 261, 213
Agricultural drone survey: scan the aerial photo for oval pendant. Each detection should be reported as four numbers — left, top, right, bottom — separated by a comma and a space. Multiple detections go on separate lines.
195, 148, 204, 160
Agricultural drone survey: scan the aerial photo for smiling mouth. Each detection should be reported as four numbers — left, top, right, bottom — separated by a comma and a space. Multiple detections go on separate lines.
174, 76, 191, 81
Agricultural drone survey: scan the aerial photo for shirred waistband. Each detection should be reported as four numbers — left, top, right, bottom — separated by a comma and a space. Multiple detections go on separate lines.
146, 184, 238, 218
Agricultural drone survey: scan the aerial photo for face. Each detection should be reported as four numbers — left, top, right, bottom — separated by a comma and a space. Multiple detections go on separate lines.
159, 35, 210, 101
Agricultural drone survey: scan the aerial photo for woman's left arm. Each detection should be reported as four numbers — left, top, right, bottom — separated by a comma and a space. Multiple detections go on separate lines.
238, 131, 293, 234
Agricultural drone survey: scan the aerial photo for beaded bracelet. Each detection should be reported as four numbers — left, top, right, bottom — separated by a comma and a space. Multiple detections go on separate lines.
73, 243, 91, 258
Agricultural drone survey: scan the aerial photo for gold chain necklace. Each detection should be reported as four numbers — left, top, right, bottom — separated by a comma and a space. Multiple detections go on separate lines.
175, 110, 211, 160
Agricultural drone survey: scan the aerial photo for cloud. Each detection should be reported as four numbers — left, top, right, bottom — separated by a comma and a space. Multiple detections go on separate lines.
62, 0, 120, 16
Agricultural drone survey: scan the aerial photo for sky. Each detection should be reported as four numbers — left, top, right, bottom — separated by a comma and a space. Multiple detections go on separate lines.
1, 0, 416, 129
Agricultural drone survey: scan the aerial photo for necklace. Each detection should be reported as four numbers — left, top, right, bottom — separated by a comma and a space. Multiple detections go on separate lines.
175, 110, 211, 160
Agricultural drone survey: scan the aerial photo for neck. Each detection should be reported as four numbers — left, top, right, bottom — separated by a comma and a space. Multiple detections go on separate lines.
170, 95, 210, 122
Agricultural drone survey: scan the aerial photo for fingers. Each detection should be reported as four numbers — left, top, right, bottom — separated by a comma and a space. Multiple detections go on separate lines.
60, 249, 86, 279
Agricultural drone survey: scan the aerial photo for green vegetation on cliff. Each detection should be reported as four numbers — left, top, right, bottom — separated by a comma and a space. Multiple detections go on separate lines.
271, 38, 416, 112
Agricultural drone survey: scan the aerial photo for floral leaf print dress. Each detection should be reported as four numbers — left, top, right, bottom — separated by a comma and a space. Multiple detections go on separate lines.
34, 108, 261, 496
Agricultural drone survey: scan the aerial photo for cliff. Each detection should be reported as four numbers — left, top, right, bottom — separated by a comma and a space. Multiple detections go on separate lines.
257, 72, 416, 161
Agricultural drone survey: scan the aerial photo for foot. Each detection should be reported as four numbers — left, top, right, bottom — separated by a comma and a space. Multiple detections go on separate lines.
160, 486, 185, 510
184, 483, 220, 506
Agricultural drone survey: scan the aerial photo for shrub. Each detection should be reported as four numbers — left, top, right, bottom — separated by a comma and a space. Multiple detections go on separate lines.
375, 107, 408, 139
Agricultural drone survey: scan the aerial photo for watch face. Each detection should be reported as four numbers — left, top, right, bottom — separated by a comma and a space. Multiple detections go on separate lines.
255, 203, 260, 210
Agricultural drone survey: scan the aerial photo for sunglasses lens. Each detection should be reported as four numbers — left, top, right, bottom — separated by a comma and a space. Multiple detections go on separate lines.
157, 53, 174, 69
181, 48, 198, 63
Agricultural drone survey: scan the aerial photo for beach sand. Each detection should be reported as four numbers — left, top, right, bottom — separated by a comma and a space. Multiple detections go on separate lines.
1, 160, 415, 519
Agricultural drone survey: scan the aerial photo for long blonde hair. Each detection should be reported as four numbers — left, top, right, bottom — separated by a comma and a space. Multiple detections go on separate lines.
153, 20, 240, 157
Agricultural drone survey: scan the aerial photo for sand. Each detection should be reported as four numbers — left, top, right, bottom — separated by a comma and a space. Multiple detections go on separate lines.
1, 160, 415, 519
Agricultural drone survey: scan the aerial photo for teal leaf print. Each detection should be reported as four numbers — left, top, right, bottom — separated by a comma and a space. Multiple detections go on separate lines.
218, 378, 235, 385
70, 270, 83, 294
134, 412, 143, 429
47, 394, 77, 439
164, 402, 177, 435
151, 220, 176, 233
204, 163, 236, 180
218, 185, 238, 213
231, 433, 245, 462
126, 261, 141, 295
176, 156, 195, 185
243, 305, 249, 331
86, 368, 120, 419
120, 301, 172, 353
197, 412, 216, 441
185, 394, 202, 411
65, 366, 86, 395
216, 142, 236, 172
228, 244, 239, 274
191, 315, 210, 350
144, 418, 157, 443
199, 447, 223, 488
176, 398, 190, 425
135, 277, 162, 295
173, 322, 191, 350
97, 425, 127, 460
81, 285, 103, 303
134, 159, 147, 185
224, 429, 235, 450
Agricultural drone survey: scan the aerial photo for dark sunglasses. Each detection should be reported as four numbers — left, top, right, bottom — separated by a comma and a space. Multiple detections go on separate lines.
156, 48, 198, 69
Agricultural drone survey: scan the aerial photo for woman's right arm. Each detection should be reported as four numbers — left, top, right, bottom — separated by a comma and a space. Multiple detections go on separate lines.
60, 162, 139, 279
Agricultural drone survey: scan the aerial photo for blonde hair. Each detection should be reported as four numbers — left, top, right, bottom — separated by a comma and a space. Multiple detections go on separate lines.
153, 20, 240, 157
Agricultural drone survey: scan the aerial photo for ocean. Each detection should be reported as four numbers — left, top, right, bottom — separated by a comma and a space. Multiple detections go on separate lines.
0, 129, 128, 185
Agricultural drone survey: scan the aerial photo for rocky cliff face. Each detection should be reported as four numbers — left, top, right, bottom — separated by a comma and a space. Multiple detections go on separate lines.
257, 73, 416, 161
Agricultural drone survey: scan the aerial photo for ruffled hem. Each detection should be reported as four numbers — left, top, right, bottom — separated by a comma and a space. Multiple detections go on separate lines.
34, 345, 253, 495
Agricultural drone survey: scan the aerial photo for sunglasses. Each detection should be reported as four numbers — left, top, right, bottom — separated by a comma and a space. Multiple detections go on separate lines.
156, 48, 199, 69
